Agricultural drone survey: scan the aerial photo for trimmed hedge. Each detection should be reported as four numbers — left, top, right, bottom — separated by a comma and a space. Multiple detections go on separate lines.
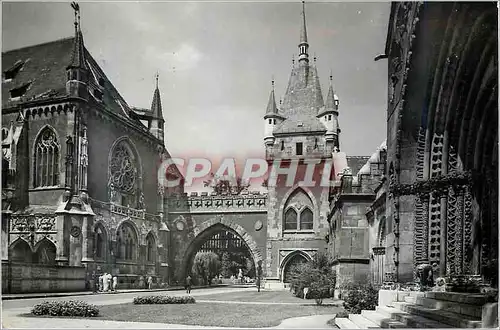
133, 295, 196, 304
31, 300, 99, 317
342, 283, 378, 314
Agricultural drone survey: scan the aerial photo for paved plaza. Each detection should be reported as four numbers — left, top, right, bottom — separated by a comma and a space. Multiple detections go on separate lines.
2, 287, 339, 329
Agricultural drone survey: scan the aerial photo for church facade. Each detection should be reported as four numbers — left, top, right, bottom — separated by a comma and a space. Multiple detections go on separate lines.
1, 10, 183, 293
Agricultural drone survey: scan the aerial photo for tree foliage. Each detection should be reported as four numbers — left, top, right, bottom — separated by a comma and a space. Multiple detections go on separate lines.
221, 252, 231, 277
288, 252, 336, 305
191, 252, 221, 285
204, 173, 250, 195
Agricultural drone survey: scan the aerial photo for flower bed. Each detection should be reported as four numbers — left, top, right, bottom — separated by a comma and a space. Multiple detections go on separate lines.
31, 300, 99, 317
133, 295, 196, 304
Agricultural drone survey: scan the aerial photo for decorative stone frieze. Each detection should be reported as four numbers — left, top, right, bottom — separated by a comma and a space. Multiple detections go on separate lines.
168, 193, 267, 213
389, 171, 479, 197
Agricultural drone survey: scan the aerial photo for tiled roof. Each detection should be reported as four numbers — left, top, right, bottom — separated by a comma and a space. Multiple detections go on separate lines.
347, 156, 371, 176
273, 63, 326, 134
281, 65, 324, 119
2, 37, 75, 109
274, 116, 326, 134
2, 37, 143, 126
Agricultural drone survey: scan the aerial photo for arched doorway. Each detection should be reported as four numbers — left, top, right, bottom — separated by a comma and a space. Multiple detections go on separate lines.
281, 252, 310, 283
183, 223, 256, 285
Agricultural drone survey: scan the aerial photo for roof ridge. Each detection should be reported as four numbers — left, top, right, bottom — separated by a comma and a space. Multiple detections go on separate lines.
2, 36, 74, 54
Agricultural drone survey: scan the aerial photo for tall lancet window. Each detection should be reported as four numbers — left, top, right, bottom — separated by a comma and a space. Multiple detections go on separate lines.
33, 127, 60, 187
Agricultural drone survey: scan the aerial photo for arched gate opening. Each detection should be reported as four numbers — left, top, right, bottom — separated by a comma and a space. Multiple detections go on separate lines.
183, 223, 257, 285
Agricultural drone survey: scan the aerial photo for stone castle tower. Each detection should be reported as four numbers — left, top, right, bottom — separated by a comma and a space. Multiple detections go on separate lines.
263, 1, 342, 287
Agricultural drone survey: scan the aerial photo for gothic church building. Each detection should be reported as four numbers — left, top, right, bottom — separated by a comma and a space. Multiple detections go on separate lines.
1, 9, 181, 293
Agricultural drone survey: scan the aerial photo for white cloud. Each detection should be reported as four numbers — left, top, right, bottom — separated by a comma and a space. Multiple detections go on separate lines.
146, 43, 203, 71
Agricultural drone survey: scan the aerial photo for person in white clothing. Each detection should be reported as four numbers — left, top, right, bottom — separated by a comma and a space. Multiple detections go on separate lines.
112, 276, 118, 291
102, 272, 110, 291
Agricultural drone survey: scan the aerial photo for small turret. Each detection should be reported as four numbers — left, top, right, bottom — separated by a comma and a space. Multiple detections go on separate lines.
264, 79, 285, 151
318, 73, 340, 150
150, 73, 165, 143
66, 2, 89, 100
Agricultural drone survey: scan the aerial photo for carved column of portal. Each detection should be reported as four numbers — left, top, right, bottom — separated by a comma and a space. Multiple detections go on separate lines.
462, 185, 473, 274
428, 133, 444, 275
446, 186, 459, 275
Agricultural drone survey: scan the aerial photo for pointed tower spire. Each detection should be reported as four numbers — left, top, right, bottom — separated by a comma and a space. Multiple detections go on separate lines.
151, 72, 163, 119
265, 78, 278, 116
66, 2, 89, 99
150, 72, 165, 142
324, 72, 338, 113
67, 2, 88, 70
298, 1, 309, 65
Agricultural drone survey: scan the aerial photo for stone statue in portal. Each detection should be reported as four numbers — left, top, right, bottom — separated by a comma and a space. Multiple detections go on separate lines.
416, 263, 434, 290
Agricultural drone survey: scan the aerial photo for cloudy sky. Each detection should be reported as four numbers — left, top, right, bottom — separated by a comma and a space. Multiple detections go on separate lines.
3, 1, 389, 162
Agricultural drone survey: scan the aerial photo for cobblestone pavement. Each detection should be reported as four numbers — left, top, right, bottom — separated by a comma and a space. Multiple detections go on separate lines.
2, 287, 337, 329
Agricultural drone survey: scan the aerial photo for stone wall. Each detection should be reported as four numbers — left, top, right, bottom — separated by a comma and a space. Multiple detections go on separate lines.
2, 263, 86, 293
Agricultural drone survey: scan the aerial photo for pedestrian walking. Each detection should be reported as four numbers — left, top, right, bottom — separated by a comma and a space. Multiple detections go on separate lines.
147, 275, 153, 290
185, 275, 192, 294
112, 275, 118, 292
92, 271, 98, 293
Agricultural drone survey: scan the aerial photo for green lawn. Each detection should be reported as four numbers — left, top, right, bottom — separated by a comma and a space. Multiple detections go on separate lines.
96, 302, 342, 328
199, 290, 340, 304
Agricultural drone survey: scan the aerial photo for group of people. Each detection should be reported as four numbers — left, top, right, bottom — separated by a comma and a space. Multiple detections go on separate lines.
92, 272, 118, 293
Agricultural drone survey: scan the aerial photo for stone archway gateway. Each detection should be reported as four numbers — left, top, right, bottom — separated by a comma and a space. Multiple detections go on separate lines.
181, 216, 263, 282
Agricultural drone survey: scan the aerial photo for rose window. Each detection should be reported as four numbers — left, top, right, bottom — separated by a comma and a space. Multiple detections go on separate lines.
109, 143, 137, 193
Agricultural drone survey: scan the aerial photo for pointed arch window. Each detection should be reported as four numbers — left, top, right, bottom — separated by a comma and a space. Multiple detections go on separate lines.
283, 188, 315, 232
284, 208, 298, 230
116, 223, 137, 261
94, 225, 107, 259
33, 127, 60, 188
300, 207, 314, 230
146, 234, 155, 263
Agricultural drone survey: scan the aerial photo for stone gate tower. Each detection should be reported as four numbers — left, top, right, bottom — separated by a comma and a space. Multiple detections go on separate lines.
264, 1, 341, 288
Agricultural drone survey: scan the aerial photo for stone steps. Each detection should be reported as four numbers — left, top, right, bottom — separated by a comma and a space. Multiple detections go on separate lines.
375, 305, 451, 328
344, 289, 491, 329
348, 313, 380, 328
415, 296, 483, 318
393, 301, 482, 328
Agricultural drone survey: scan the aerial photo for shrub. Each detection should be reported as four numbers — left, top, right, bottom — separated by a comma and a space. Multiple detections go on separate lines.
31, 300, 99, 317
133, 295, 196, 304
342, 282, 378, 314
288, 252, 336, 305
